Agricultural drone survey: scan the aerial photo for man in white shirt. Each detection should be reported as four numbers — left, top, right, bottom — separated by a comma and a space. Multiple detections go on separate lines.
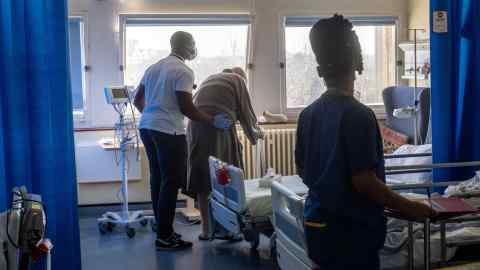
134, 31, 231, 251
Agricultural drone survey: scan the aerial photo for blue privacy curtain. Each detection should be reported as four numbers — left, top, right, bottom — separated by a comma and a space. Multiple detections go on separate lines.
0, 1, 82, 270
430, 0, 480, 185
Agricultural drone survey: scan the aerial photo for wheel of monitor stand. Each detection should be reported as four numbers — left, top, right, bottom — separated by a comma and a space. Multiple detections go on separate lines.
126, 227, 136, 238
140, 219, 148, 227
98, 222, 108, 235
106, 222, 115, 232
250, 232, 260, 250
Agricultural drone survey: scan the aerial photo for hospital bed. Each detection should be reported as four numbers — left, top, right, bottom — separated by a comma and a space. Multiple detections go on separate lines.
272, 162, 480, 270
271, 181, 313, 270
208, 156, 308, 249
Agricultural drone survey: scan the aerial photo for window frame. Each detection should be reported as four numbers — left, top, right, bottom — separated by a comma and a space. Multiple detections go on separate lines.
69, 14, 89, 124
279, 14, 399, 119
118, 13, 254, 92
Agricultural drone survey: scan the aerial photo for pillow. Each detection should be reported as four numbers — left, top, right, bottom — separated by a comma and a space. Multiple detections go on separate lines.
380, 125, 409, 146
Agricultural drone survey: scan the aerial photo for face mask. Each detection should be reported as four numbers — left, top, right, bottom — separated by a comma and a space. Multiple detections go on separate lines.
184, 43, 197, 61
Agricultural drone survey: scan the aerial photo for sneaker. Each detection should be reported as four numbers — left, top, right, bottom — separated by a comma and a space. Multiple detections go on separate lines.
156, 235, 193, 251
157, 232, 182, 240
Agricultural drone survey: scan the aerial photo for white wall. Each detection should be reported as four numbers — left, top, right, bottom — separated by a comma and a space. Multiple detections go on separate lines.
74, 130, 152, 205
408, 0, 429, 40
70, 0, 409, 205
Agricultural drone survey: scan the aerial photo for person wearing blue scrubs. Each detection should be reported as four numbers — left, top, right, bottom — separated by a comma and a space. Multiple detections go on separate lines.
295, 15, 436, 270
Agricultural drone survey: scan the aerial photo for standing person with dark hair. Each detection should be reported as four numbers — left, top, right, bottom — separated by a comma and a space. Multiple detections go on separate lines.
296, 15, 436, 269
134, 31, 232, 251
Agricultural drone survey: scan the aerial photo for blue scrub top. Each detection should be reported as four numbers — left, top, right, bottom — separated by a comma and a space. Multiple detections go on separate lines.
296, 91, 386, 229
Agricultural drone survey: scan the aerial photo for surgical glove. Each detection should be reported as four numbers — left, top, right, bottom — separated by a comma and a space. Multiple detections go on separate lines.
213, 114, 232, 130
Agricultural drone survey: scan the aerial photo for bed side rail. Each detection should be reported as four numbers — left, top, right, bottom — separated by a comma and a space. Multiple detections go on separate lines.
208, 156, 247, 213
272, 181, 306, 249
386, 161, 480, 192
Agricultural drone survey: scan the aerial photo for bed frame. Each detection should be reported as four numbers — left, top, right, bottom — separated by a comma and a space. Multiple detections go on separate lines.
272, 160, 480, 270
208, 156, 274, 249
271, 181, 314, 270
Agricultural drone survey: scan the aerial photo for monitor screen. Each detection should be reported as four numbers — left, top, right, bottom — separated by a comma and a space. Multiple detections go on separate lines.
112, 88, 127, 99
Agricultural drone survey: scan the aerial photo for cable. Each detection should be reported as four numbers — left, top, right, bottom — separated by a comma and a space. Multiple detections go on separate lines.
126, 88, 141, 161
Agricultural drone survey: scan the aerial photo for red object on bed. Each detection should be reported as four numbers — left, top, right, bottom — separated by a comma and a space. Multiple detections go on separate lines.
216, 167, 231, 186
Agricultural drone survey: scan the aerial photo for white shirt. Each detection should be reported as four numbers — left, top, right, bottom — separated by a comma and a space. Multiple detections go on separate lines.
138, 55, 194, 135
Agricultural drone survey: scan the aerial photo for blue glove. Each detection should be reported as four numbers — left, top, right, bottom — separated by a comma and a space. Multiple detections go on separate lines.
213, 113, 232, 130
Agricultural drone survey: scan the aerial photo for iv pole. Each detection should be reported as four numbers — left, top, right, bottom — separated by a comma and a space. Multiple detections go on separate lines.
409, 28, 425, 145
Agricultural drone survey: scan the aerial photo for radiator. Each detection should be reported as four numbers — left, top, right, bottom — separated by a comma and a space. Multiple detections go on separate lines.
237, 124, 396, 178
237, 128, 297, 179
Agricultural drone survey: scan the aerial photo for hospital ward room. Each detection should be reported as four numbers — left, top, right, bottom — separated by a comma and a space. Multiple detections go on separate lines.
3, 0, 480, 270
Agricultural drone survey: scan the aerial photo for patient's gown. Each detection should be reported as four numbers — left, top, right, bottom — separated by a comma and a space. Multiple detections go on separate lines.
186, 72, 262, 196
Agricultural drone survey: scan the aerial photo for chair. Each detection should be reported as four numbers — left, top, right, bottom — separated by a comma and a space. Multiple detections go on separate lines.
382, 86, 431, 144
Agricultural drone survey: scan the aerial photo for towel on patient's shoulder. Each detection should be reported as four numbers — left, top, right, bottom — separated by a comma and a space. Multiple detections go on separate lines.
385, 144, 432, 185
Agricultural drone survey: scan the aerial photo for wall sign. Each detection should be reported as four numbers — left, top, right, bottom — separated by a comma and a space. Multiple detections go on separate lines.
433, 11, 448, 33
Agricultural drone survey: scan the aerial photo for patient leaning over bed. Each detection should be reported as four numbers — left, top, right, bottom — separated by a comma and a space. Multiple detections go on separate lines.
295, 14, 436, 270
186, 67, 263, 240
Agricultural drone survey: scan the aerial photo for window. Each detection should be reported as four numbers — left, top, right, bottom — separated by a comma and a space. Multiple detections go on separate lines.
68, 17, 87, 116
283, 16, 397, 109
122, 15, 251, 88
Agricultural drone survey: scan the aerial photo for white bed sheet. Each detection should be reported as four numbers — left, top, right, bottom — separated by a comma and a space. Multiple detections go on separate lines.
244, 175, 307, 218
386, 144, 433, 186
381, 194, 480, 268
381, 226, 480, 269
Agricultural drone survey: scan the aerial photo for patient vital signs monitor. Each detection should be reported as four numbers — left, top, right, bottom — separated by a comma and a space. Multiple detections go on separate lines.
98, 85, 151, 238
104, 86, 130, 104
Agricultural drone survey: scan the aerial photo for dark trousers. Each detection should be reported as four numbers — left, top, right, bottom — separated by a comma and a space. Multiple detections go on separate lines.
140, 129, 187, 239
304, 213, 386, 270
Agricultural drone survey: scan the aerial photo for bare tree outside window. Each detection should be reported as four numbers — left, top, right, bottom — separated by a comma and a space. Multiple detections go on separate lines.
125, 25, 249, 88
285, 25, 396, 108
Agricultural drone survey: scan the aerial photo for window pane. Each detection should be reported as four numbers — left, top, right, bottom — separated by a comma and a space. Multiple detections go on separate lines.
68, 20, 85, 111
125, 25, 249, 87
285, 24, 396, 108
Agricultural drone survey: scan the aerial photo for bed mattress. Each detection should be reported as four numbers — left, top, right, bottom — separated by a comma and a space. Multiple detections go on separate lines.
244, 175, 307, 218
